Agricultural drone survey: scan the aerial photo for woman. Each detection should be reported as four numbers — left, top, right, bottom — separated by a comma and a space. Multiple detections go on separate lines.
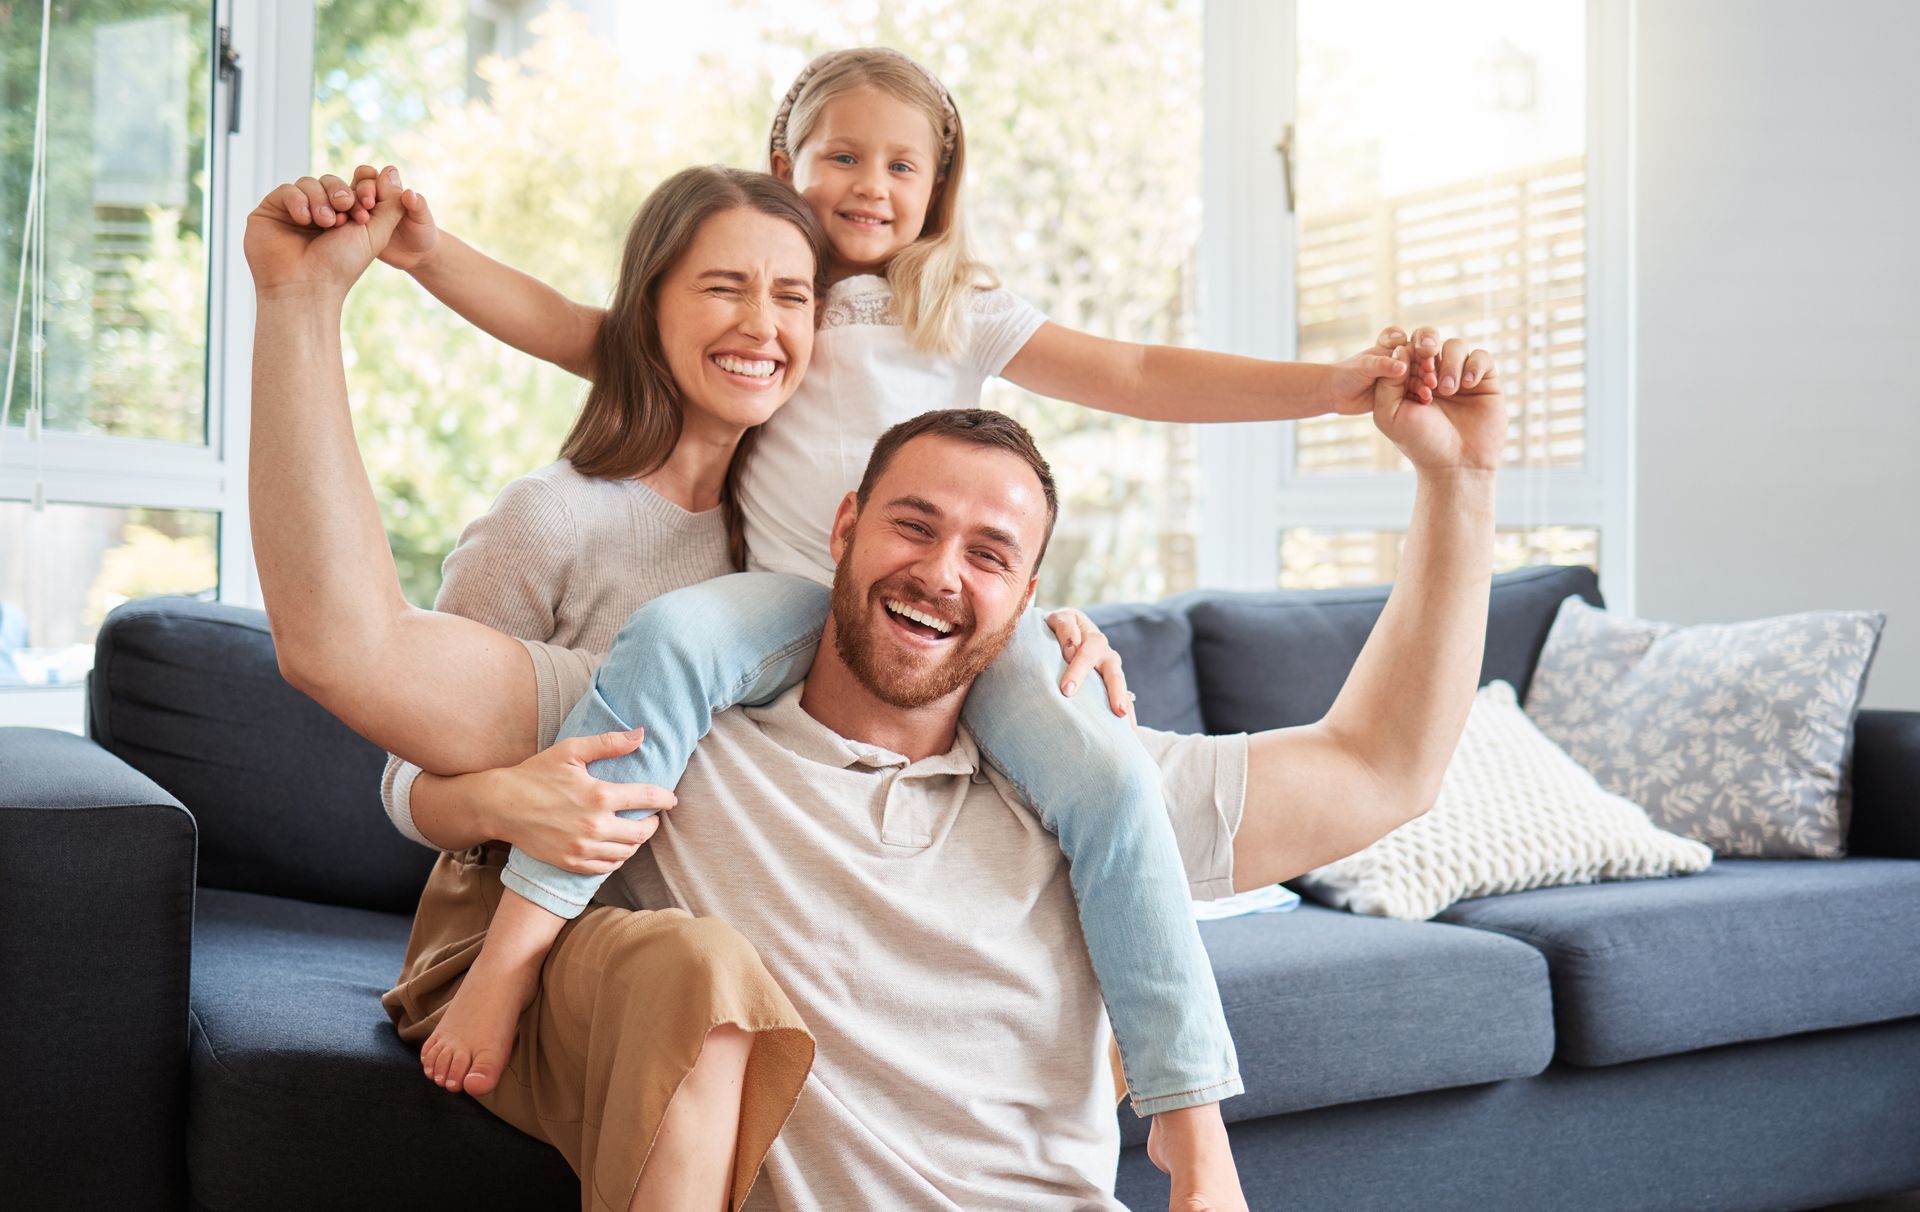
245, 164, 825, 1212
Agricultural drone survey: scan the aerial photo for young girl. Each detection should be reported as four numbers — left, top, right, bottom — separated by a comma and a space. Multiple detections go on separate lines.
365, 47, 1421, 1202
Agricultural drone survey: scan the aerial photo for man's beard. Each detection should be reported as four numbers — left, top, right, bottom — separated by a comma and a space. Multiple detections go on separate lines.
829, 545, 1023, 710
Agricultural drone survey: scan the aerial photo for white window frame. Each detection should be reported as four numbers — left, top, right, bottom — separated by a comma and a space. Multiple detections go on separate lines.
0, 0, 314, 730
1196, 0, 1634, 608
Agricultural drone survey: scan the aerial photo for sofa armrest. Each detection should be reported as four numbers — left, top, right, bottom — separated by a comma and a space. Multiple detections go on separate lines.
0, 727, 193, 1210
1849, 710, 1920, 859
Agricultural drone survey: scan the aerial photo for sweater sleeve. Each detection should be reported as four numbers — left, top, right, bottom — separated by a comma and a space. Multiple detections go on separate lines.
379, 473, 580, 850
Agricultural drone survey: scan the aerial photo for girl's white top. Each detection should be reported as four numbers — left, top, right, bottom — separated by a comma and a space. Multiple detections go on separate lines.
738, 273, 1047, 585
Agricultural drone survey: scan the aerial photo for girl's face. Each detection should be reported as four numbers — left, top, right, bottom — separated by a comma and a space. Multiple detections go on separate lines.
655, 206, 817, 438
777, 86, 943, 282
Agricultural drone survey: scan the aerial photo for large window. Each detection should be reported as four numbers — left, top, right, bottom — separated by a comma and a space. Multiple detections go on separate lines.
1197, 0, 1625, 595
1, 0, 238, 724
314, 0, 1204, 608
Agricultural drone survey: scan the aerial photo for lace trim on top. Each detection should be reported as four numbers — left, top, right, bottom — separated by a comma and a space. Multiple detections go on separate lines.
817, 275, 1016, 331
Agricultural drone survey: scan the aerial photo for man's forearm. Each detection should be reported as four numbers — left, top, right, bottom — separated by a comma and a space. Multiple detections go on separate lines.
1321, 468, 1496, 809
249, 293, 414, 679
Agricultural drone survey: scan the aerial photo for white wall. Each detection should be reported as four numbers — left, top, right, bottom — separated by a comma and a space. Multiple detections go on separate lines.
1632, 0, 1920, 709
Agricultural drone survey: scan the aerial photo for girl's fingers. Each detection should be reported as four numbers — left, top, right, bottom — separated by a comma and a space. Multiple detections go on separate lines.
352, 165, 380, 211
1098, 653, 1132, 717
1375, 324, 1406, 350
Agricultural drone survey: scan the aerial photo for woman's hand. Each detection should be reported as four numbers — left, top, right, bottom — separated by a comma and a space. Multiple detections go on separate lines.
1046, 608, 1136, 723
347, 163, 440, 272
1370, 326, 1503, 474
469, 728, 677, 875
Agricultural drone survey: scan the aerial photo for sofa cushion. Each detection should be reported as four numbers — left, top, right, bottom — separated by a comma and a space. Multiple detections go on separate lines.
1123, 904, 1556, 1144
1524, 596, 1885, 859
92, 598, 435, 914
1189, 565, 1600, 733
1291, 682, 1713, 920
1085, 598, 1206, 735
187, 889, 576, 1211
1436, 858, 1920, 1067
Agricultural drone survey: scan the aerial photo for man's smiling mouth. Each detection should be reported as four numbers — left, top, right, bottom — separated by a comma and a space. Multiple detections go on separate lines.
884, 598, 955, 639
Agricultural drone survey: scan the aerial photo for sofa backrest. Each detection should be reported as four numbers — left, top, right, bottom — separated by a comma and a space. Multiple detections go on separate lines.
1102, 565, 1602, 735
86, 566, 1601, 912
89, 597, 436, 914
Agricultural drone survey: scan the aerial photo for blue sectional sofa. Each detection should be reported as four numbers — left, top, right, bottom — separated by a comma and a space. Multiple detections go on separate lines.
4, 565, 1918, 1211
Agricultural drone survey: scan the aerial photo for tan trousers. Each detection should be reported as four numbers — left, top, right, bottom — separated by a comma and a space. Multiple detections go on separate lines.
381, 846, 815, 1212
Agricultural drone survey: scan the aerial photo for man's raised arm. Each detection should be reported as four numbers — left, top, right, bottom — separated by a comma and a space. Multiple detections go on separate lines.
1230, 327, 1502, 892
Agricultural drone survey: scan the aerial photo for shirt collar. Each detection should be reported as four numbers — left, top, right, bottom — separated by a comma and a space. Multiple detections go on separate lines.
743, 683, 981, 778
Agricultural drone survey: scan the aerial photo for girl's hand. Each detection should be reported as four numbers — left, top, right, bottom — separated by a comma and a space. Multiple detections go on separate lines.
1327, 325, 1435, 414
476, 729, 676, 875
350, 163, 439, 272
1046, 608, 1137, 722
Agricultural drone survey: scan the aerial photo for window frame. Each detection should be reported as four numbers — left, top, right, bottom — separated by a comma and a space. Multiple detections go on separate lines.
1195, 0, 1633, 606
0, 0, 314, 729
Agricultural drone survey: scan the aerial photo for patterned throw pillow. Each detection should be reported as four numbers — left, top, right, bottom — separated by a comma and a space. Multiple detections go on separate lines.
1524, 596, 1885, 858
1290, 681, 1712, 921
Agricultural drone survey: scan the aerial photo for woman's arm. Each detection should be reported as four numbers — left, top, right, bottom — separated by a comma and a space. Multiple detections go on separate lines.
999, 322, 1428, 423
406, 734, 673, 866
346, 165, 604, 379
247, 169, 543, 773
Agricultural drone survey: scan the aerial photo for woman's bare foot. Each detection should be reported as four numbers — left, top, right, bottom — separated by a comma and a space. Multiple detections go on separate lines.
1147, 1105, 1249, 1212
418, 888, 568, 1097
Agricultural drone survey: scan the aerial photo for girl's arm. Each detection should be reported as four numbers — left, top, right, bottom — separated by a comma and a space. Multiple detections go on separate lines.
999, 322, 1428, 423
346, 164, 604, 380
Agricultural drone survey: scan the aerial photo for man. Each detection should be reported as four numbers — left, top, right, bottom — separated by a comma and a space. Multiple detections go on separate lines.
541, 385, 1499, 1210
244, 162, 1500, 1210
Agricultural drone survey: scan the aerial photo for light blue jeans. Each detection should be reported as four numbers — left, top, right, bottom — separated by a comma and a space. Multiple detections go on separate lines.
500, 571, 1241, 1115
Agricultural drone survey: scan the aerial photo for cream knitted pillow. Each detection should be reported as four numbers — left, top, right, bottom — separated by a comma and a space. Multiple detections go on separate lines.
1291, 681, 1713, 921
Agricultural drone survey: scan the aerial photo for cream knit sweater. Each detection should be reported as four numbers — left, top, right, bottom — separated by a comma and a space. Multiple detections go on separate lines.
381, 460, 733, 848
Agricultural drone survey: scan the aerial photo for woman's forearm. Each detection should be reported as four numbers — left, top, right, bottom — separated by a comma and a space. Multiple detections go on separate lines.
408, 769, 500, 851
410, 233, 603, 379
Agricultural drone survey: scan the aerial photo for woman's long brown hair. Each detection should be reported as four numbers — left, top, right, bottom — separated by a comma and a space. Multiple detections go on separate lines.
560, 166, 828, 569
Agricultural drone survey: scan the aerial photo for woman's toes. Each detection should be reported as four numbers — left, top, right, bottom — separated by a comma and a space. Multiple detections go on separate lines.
462, 1049, 503, 1097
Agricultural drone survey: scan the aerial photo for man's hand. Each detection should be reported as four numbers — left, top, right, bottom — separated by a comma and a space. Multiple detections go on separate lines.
347, 162, 440, 272
1325, 324, 1430, 415
1371, 325, 1503, 473
468, 729, 675, 875
243, 165, 406, 301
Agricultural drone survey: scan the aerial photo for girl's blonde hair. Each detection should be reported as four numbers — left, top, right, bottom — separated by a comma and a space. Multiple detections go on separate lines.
561, 166, 828, 570
769, 48, 991, 356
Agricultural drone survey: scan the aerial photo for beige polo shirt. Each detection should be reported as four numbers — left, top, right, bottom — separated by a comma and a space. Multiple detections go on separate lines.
584, 681, 1248, 1211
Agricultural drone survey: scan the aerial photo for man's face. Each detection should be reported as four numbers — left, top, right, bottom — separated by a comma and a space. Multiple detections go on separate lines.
827, 435, 1047, 711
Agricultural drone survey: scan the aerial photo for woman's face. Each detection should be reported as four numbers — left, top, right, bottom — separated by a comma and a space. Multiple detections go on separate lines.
777, 86, 943, 281
656, 206, 817, 437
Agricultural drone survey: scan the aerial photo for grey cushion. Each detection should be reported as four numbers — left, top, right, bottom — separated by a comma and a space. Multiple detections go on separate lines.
187, 889, 576, 1211
92, 598, 436, 913
1189, 565, 1601, 733
1436, 858, 1920, 1067
1523, 596, 1885, 858
1085, 597, 1206, 734
1120, 904, 1554, 1143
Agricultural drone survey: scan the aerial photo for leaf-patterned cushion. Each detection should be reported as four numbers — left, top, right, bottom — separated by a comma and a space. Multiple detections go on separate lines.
1290, 681, 1713, 921
1523, 596, 1885, 858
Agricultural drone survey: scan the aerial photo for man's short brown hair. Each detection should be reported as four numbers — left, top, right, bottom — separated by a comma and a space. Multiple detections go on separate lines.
855, 409, 1059, 568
